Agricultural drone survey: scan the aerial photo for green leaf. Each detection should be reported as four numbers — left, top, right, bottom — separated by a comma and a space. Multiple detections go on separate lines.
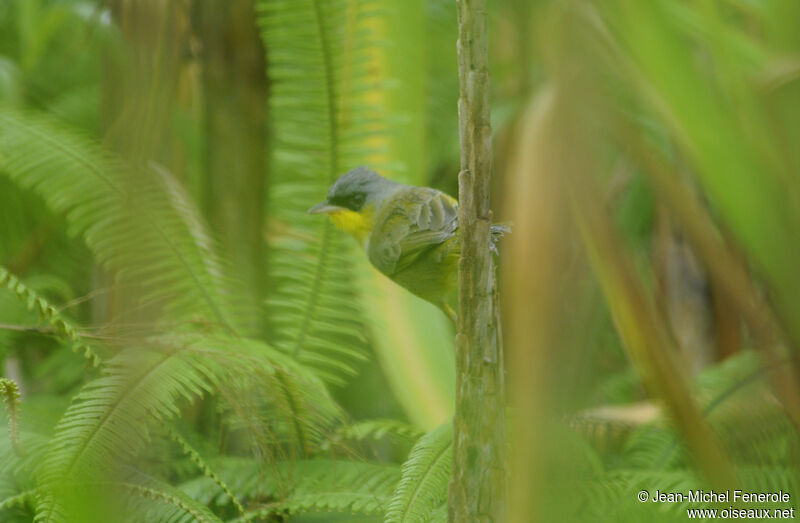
385, 421, 451, 523
258, 0, 382, 385
0, 106, 245, 336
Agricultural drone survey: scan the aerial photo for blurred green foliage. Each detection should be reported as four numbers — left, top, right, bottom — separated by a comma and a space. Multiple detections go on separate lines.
0, 0, 797, 521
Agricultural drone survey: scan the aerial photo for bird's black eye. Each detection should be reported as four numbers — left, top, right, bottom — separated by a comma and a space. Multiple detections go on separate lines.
329, 191, 366, 211
348, 193, 366, 210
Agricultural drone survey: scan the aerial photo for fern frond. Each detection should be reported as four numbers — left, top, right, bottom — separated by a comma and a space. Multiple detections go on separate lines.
276, 463, 397, 516
169, 429, 246, 518
245, 462, 399, 520
179, 458, 259, 508
216, 338, 344, 456
279, 459, 399, 516
581, 467, 795, 521
0, 430, 50, 484
0, 432, 51, 520
582, 469, 702, 521
34, 342, 221, 521
258, 0, 383, 385
426, 504, 448, 523
33, 332, 344, 521
613, 351, 799, 470
0, 488, 37, 512
697, 353, 799, 468
0, 266, 100, 366
385, 421, 451, 523
120, 481, 223, 523
0, 378, 21, 454
734, 466, 799, 499
337, 419, 423, 444
0, 106, 243, 335
324, 419, 423, 456
184, 458, 400, 520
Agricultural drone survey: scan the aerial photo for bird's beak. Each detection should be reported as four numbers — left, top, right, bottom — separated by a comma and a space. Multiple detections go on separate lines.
307, 201, 343, 215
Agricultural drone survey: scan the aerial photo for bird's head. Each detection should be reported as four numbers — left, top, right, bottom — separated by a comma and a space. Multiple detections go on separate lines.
308, 167, 398, 243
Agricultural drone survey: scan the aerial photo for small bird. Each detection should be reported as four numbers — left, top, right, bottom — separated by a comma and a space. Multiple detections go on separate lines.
308, 166, 506, 322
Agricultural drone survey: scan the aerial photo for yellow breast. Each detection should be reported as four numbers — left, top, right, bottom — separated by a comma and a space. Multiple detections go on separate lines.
327, 206, 374, 244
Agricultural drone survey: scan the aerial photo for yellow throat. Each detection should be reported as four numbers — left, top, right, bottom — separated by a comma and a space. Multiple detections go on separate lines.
327, 205, 374, 244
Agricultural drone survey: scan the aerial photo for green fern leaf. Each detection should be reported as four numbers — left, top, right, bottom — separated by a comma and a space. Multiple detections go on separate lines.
335, 419, 423, 444
0, 488, 37, 512
0, 378, 21, 455
33, 334, 340, 521
119, 481, 223, 523
33, 342, 221, 521
0, 265, 101, 366
384, 421, 451, 523
182, 458, 399, 520
0, 106, 244, 335
169, 429, 246, 518
0, 431, 51, 521
257, 0, 383, 385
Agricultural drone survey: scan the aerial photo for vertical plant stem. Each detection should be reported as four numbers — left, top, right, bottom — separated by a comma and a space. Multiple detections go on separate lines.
449, 0, 506, 521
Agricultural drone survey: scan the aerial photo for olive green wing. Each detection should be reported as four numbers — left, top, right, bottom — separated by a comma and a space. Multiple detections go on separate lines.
367, 187, 459, 277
